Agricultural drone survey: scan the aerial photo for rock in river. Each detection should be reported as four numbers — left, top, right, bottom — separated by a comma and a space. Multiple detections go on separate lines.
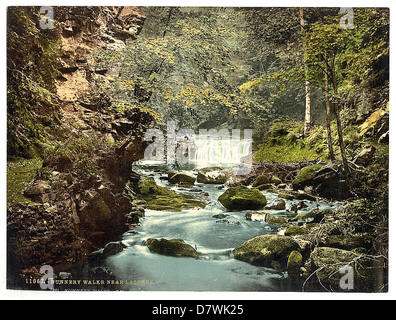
168, 171, 196, 186
133, 176, 206, 212
146, 238, 199, 258
252, 175, 270, 188
197, 167, 231, 184
218, 186, 267, 211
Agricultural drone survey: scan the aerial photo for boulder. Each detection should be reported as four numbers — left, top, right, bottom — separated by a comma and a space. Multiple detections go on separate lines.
315, 179, 350, 200
197, 167, 231, 184
318, 235, 369, 251
233, 235, 300, 271
266, 199, 286, 210
353, 145, 376, 166
290, 201, 308, 213
252, 175, 270, 188
271, 176, 282, 185
23, 180, 51, 198
287, 250, 303, 277
168, 171, 196, 186
255, 183, 272, 191
307, 247, 385, 292
284, 226, 306, 236
134, 176, 206, 212
146, 238, 199, 258
103, 241, 124, 256
292, 164, 323, 191
218, 186, 267, 211
278, 190, 316, 201
295, 209, 331, 223
292, 163, 351, 200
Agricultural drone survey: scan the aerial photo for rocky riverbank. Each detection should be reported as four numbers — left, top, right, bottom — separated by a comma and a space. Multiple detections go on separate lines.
149, 163, 388, 292
7, 6, 152, 288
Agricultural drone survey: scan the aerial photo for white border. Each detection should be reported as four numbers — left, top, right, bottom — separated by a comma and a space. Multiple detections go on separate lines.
1, 0, 394, 301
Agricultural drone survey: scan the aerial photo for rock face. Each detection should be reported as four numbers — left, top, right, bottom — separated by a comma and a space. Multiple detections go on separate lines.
54, 7, 145, 104
233, 235, 300, 271
146, 238, 199, 258
218, 186, 267, 211
7, 7, 153, 287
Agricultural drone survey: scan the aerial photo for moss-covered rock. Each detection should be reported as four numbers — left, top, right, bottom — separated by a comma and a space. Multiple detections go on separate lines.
135, 176, 206, 212
287, 250, 303, 274
271, 176, 282, 185
168, 171, 196, 186
307, 247, 385, 292
146, 238, 199, 258
292, 164, 323, 191
295, 209, 330, 223
255, 183, 272, 191
318, 235, 368, 251
218, 186, 267, 211
252, 175, 270, 187
285, 226, 306, 236
278, 190, 316, 201
233, 235, 300, 270
197, 167, 230, 184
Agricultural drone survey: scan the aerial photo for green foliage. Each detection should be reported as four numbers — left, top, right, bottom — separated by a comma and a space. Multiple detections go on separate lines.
97, 7, 269, 130
304, 9, 389, 93
254, 118, 328, 163
7, 6, 62, 159
7, 158, 43, 206
44, 134, 115, 176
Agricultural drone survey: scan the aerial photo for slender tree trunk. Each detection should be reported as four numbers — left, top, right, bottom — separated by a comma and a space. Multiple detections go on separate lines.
300, 7, 312, 134
304, 80, 311, 133
330, 55, 350, 179
324, 54, 336, 162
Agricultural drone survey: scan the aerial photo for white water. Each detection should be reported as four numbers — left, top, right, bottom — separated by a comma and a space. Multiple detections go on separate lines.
194, 137, 252, 168
137, 136, 252, 169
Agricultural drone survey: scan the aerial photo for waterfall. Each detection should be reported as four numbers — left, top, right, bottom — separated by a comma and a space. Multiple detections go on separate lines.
138, 127, 252, 169
193, 134, 252, 168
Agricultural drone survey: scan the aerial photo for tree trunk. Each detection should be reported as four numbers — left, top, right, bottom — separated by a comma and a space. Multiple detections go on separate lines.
300, 7, 312, 134
324, 55, 336, 162
330, 55, 350, 179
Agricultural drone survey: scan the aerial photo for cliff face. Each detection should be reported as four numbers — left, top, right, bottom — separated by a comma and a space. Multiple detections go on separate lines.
7, 6, 152, 288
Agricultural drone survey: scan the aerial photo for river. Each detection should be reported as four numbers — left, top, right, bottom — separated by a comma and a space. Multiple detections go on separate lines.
64, 162, 336, 292
62, 137, 336, 291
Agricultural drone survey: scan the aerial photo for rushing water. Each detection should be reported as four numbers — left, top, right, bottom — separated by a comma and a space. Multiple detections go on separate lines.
65, 162, 336, 292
